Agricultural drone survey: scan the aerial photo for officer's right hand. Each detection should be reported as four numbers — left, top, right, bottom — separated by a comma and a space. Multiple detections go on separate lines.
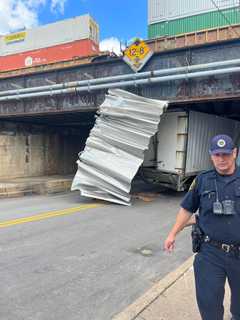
164, 234, 176, 252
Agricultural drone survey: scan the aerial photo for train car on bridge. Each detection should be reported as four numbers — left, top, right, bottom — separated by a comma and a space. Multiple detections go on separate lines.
0, 15, 100, 72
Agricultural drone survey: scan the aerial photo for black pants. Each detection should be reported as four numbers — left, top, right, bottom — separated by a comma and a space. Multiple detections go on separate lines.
194, 243, 240, 320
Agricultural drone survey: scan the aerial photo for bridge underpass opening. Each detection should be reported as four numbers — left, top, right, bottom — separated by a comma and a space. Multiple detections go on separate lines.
0, 111, 95, 181
170, 98, 240, 122
1, 96, 240, 197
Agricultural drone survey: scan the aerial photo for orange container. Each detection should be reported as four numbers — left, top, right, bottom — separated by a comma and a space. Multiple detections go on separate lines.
0, 39, 99, 72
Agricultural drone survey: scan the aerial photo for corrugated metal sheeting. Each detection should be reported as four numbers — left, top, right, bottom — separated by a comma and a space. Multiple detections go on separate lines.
148, 7, 240, 38
148, 0, 239, 23
148, 0, 240, 38
0, 15, 99, 56
71, 89, 168, 205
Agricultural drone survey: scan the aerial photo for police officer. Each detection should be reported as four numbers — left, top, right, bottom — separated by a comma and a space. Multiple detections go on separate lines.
164, 134, 240, 320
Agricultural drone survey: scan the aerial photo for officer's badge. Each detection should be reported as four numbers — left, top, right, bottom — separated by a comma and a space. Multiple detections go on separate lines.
217, 139, 226, 148
189, 178, 196, 191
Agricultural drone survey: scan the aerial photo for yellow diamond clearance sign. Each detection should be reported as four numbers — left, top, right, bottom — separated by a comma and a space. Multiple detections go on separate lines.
123, 40, 153, 72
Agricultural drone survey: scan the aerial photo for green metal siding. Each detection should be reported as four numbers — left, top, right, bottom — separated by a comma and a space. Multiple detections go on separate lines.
148, 7, 240, 39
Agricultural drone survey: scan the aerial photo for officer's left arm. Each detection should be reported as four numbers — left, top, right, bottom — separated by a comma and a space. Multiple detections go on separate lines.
184, 214, 196, 227
164, 207, 192, 252
164, 176, 200, 252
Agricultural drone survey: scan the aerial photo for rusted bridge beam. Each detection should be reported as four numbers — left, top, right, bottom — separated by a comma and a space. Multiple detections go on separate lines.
0, 39, 240, 118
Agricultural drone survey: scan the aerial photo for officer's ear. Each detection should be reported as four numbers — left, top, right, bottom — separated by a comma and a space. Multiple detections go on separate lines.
233, 147, 238, 159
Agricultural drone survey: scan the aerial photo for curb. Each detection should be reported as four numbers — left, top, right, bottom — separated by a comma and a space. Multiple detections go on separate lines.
0, 179, 72, 199
112, 255, 194, 320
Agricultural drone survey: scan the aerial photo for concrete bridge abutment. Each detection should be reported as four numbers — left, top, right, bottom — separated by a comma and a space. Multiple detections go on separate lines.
0, 120, 91, 197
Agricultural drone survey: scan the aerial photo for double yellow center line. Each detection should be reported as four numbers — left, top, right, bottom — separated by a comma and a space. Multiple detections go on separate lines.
0, 203, 101, 228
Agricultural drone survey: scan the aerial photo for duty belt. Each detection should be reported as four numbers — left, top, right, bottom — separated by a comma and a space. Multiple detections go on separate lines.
204, 235, 240, 257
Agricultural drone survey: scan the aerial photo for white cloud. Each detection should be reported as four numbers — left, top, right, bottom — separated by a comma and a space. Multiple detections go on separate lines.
51, 0, 67, 14
0, 0, 68, 35
0, 1, 37, 34
100, 37, 126, 56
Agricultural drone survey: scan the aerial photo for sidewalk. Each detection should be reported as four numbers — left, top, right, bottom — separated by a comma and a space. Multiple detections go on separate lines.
113, 256, 231, 320
0, 175, 73, 198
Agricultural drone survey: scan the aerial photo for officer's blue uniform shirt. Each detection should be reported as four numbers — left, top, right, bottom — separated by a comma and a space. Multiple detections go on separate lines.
181, 167, 240, 244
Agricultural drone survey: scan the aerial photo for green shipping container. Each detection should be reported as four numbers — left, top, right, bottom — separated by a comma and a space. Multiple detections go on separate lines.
148, 7, 240, 39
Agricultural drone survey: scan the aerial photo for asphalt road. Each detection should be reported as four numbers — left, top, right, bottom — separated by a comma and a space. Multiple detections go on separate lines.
0, 191, 192, 320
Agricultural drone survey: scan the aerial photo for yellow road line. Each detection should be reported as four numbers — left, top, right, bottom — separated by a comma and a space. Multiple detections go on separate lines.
0, 203, 101, 228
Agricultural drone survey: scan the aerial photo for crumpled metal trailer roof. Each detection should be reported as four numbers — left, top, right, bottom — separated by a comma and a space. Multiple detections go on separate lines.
71, 89, 168, 205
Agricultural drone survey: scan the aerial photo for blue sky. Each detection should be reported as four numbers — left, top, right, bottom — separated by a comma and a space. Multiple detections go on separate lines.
0, 0, 147, 54
40, 1, 147, 41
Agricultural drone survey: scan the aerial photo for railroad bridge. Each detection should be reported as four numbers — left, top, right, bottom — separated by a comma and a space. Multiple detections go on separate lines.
1, 39, 240, 185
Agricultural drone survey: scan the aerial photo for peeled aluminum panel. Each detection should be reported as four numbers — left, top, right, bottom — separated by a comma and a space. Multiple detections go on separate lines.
186, 111, 240, 175
0, 15, 99, 56
148, 0, 239, 24
71, 89, 168, 205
